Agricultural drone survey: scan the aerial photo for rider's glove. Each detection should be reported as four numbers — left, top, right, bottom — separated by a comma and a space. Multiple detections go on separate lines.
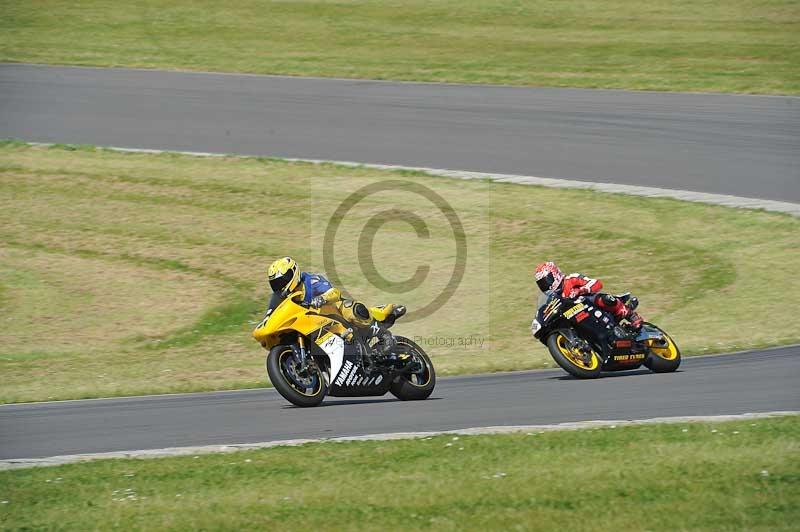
310, 296, 326, 308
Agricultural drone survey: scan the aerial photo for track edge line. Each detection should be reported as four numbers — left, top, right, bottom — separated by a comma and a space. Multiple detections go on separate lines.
3, 411, 797, 470
13, 142, 800, 216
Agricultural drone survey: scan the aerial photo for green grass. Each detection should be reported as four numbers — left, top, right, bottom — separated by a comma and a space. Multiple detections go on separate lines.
1, 0, 799, 94
1, 416, 798, 530
1, 141, 800, 403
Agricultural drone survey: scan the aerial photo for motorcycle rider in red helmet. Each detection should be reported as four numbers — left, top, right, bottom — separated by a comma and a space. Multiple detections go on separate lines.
534, 261, 643, 331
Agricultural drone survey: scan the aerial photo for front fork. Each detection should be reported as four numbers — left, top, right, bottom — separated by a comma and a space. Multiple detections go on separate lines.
292, 336, 309, 372
564, 328, 607, 365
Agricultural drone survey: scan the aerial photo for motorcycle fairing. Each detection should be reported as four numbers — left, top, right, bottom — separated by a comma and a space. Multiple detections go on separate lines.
316, 331, 345, 384
253, 293, 349, 350
327, 346, 392, 397
635, 326, 666, 343
533, 290, 656, 371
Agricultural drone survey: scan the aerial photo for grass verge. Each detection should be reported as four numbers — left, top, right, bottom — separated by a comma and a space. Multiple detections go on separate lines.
1, 416, 798, 530
1, 141, 799, 403
1, 0, 799, 94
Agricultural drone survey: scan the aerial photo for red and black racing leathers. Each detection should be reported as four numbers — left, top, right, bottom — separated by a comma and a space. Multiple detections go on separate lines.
560, 273, 642, 328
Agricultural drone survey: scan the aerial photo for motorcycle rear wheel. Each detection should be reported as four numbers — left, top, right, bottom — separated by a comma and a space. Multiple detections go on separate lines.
389, 336, 436, 400
642, 324, 681, 373
267, 345, 328, 407
547, 330, 603, 379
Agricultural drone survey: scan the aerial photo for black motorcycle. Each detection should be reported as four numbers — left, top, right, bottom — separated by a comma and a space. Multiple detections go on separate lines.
531, 290, 680, 378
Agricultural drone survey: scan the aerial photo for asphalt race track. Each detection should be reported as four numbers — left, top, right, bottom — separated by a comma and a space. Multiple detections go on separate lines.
1, 64, 798, 202
1, 348, 798, 460
1, 64, 799, 461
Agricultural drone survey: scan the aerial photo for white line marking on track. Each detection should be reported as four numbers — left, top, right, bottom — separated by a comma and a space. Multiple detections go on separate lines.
23, 143, 800, 216
2, 411, 796, 470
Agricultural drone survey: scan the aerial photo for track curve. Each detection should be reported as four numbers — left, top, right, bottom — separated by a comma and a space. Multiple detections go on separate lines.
1, 64, 798, 202
1, 64, 799, 461
1, 347, 798, 460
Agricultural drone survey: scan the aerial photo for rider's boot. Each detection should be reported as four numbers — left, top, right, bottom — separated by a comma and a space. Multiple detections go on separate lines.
599, 294, 641, 333
625, 297, 643, 329
369, 321, 414, 367
369, 321, 395, 355
609, 303, 642, 338
627, 312, 643, 329
622, 306, 643, 335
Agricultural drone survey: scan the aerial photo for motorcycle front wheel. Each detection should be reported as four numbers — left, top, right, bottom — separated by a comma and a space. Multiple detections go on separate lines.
547, 330, 603, 379
267, 344, 328, 407
642, 324, 681, 373
389, 336, 436, 400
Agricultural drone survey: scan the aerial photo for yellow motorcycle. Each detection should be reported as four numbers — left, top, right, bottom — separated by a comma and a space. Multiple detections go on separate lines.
253, 292, 436, 407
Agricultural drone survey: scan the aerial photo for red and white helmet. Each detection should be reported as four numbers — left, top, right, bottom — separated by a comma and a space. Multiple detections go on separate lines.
535, 261, 563, 293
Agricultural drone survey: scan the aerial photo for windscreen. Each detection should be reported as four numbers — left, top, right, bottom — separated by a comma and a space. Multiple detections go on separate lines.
265, 291, 286, 315
537, 291, 553, 309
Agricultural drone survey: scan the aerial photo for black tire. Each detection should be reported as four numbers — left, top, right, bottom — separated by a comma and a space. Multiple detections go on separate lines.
642, 324, 681, 373
389, 336, 436, 401
547, 330, 603, 379
266, 344, 327, 407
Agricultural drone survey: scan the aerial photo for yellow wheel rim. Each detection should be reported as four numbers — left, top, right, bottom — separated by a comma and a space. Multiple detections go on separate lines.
648, 335, 679, 360
556, 335, 599, 370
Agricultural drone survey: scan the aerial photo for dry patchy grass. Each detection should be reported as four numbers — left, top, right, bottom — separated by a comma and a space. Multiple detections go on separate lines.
1, 142, 799, 402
